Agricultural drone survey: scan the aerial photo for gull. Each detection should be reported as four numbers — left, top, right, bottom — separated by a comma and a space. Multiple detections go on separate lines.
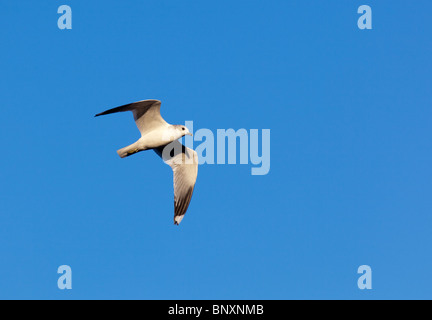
95, 99, 198, 225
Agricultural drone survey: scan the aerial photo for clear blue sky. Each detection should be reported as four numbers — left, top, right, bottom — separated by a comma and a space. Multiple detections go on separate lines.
0, 1, 431, 299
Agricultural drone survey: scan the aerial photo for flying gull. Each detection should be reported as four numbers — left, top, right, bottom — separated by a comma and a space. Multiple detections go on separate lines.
95, 99, 198, 225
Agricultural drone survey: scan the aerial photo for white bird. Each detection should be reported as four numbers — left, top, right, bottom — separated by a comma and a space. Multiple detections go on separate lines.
95, 99, 198, 225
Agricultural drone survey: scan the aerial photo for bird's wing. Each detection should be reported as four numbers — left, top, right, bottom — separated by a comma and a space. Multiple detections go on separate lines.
95, 99, 168, 135
154, 140, 198, 225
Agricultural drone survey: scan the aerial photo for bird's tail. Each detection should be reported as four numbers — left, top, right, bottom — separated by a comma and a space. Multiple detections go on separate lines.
117, 141, 142, 158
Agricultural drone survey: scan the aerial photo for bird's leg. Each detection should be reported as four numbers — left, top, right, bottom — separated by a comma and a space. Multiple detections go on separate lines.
127, 149, 139, 156
117, 141, 142, 158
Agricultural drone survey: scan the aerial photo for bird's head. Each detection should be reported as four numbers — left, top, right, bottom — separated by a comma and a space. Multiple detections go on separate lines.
175, 125, 193, 137
163, 125, 193, 143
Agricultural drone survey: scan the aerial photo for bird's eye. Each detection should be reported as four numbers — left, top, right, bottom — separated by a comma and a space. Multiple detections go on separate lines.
182, 127, 185, 130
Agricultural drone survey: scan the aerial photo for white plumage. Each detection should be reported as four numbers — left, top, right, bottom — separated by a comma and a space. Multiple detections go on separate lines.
95, 99, 198, 225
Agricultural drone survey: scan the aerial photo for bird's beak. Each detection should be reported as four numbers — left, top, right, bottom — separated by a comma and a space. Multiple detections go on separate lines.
187, 132, 193, 136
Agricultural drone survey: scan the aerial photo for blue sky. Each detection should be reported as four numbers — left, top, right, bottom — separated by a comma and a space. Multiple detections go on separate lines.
0, 1, 431, 299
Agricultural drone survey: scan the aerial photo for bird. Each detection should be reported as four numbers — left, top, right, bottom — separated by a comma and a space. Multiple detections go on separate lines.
95, 99, 198, 225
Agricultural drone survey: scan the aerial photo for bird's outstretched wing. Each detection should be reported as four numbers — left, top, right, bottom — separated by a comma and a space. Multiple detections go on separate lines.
95, 99, 168, 135
154, 140, 198, 225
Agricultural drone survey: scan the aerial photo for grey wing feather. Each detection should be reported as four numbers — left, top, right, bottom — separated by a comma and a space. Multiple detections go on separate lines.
95, 99, 168, 135
154, 140, 198, 225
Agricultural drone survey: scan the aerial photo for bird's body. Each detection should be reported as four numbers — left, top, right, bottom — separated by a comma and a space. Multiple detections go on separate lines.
95, 99, 198, 225
117, 124, 172, 158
